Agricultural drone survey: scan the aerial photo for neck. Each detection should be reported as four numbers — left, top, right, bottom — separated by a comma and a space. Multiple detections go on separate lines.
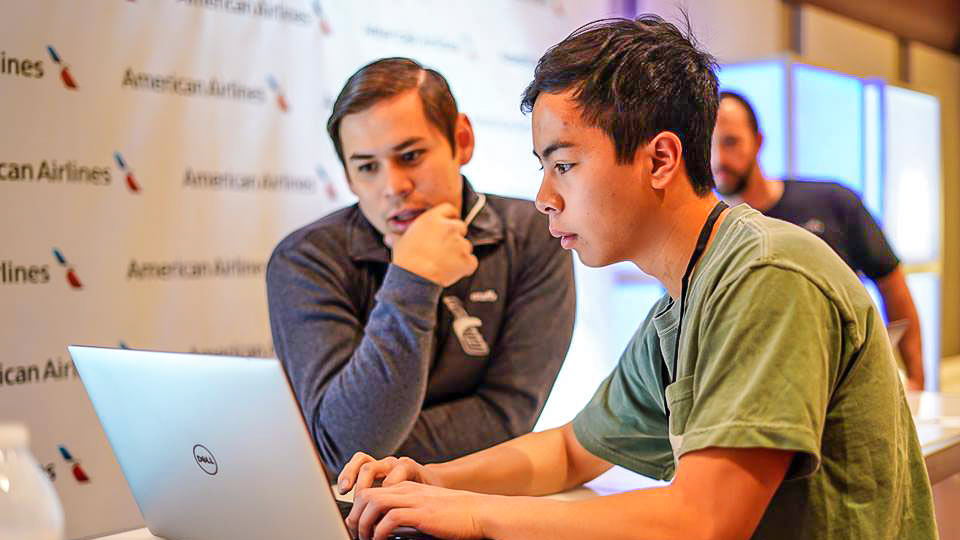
633, 195, 728, 299
723, 165, 782, 212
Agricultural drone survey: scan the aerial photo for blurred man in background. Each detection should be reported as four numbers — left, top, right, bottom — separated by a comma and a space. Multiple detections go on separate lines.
266, 58, 575, 474
712, 91, 925, 390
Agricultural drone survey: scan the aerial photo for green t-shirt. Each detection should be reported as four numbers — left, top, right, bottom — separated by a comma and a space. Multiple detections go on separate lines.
573, 204, 937, 539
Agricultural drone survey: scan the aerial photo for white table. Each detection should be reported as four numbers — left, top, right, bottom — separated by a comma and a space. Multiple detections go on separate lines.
908, 391, 960, 484
90, 391, 960, 540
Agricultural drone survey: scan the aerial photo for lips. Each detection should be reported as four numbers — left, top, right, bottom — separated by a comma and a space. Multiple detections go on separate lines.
387, 208, 426, 233
549, 227, 578, 249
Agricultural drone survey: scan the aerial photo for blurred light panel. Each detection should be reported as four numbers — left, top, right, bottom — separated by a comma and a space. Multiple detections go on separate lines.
883, 86, 941, 265
906, 273, 941, 390
536, 267, 665, 432
718, 61, 788, 180
610, 279, 666, 353
861, 278, 886, 323
716, 60, 942, 388
792, 64, 864, 194
536, 262, 638, 431
862, 81, 884, 219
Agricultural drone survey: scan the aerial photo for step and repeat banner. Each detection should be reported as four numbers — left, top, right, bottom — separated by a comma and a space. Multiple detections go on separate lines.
0, 1, 622, 537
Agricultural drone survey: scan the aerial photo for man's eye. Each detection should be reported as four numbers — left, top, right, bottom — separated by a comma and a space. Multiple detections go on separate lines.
556, 163, 574, 174
358, 162, 378, 173
400, 150, 424, 163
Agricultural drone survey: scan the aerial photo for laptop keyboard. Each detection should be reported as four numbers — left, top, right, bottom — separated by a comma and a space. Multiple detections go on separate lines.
337, 499, 437, 540
337, 499, 354, 519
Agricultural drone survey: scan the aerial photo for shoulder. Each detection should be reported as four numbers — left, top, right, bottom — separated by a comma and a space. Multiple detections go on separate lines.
711, 205, 858, 291
715, 205, 824, 261
785, 179, 862, 209
268, 205, 362, 276
707, 206, 869, 321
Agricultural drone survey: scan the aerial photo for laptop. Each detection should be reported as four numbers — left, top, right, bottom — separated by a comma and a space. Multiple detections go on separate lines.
67, 346, 435, 540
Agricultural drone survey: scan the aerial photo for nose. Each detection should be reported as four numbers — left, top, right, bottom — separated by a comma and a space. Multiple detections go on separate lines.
535, 176, 563, 215
384, 163, 414, 200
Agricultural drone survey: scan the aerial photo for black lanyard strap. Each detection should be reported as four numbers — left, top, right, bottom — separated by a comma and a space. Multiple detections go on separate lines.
661, 200, 728, 398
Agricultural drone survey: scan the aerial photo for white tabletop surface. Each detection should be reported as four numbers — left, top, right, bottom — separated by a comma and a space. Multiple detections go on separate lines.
908, 391, 960, 483
90, 391, 960, 540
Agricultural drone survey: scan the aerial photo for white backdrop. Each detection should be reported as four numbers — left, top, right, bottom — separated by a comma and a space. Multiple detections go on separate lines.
0, 1, 630, 537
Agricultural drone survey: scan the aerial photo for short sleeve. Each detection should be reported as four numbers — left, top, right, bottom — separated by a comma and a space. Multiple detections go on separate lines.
677, 265, 843, 479
572, 296, 676, 481
837, 187, 900, 279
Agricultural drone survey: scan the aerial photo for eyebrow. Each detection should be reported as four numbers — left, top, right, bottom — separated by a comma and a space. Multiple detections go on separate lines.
533, 141, 575, 161
392, 137, 423, 153
348, 137, 425, 161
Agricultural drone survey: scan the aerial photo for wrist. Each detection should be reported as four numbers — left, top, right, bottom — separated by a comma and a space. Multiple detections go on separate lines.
477, 495, 544, 539
392, 258, 440, 286
423, 462, 451, 488
380, 264, 443, 301
474, 493, 508, 539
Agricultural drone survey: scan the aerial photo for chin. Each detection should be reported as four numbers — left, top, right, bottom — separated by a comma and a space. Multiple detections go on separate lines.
574, 249, 615, 268
716, 178, 746, 197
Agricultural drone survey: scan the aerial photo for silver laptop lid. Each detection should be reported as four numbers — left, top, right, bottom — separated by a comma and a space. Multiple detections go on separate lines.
68, 346, 350, 540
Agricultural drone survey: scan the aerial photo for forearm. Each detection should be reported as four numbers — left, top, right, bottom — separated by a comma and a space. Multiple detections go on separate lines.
311, 338, 431, 469
396, 395, 524, 464
877, 269, 924, 387
894, 313, 924, 387
426, 429, 564, 495
427, 423, 610, 496
272, 263, 442, 470
477, 447, 790, 540
479, 488, 705, 540
397, 356, 563, 462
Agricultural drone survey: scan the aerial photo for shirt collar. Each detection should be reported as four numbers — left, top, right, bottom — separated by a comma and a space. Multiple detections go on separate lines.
348, 176, 504, 263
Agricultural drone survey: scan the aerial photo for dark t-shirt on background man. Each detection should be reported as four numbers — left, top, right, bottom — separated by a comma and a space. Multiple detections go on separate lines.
764, 180, 900, 280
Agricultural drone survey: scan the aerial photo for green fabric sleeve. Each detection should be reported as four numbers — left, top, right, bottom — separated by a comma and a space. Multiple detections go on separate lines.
572, 297, 676, 481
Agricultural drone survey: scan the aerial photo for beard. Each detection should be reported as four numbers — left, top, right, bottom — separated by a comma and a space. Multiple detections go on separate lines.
715, 162, 754, 196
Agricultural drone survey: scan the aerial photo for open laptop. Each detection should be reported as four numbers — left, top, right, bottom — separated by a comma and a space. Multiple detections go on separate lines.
68, 346, 435, 540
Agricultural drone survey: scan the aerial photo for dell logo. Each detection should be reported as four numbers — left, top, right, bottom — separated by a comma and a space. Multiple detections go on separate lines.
193, 444, 218, 475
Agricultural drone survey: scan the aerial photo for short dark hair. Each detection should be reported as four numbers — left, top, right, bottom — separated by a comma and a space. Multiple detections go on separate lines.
719, 90, 760, 135
327, 57, 459, 165
521, 15, 719, 196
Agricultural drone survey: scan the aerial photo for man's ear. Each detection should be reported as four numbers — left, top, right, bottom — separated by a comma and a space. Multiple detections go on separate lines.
648, 131, 683, 191
454, 113, 475, 166
748, 131, 764, 165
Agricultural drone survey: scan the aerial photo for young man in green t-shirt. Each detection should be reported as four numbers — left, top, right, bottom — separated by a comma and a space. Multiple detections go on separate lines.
334, 15, 938, 540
